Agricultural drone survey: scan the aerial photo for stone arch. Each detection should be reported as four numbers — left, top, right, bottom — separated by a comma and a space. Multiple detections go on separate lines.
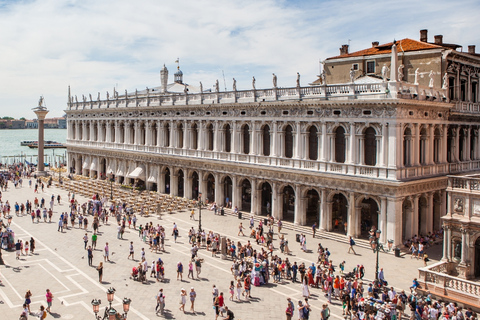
239, 178, 252, 212
402, 198, 413, 240
307, 125, 318, 160
261, 123, 271, 156
221, 175, 233, 207
223, 123, 232, 152
190, 170, 200, 200
176, 168, 185, 197
334, 126, 346, 163
418, 195, 428, 235
258, 181, 272, 216
304, 188, 320, 227
404, 127, 413, 166
363, 126, 377, 166
475, 236, 480, 277
357, 195, 380, 238
284, 124, 294, 158
206, 123, 214, 151
434, 127, 442, 163
280, 184, 295, 222
242, 123, 250, 154
327, 192, 348, 233
206, 173, 215, 203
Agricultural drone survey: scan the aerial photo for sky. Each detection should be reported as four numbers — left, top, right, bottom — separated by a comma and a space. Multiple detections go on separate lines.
0, 0, 479, 119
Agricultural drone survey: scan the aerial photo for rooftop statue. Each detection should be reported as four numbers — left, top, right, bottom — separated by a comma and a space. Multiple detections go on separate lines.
252, 76, 256, 90
414, 68, 420, 85
429, 70, 434, 88
350, 67, 355, 83
272, 73, 277, 88
442, 73, 449, 89
398, 65, 404, 82
233, 78, 237, 91
296, 72, 300, 87
381, 64, 389, 82
215, 79, 219, 92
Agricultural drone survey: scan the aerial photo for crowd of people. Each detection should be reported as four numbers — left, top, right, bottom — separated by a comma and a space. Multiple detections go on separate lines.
0, 163, 479, 320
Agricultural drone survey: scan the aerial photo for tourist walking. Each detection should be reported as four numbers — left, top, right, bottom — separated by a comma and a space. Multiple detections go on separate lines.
190, 287, 196, 313
87, 246, 93, 266
155, 288, 165, 315
348, 236, 356, 254
97, 262, 103, 283
179, 288, 187, 313
45, 289, 53, 313
177, 261, 183, 281
24, 290, 32, 313
128, 242, 134, 260
104, 242, 110, 262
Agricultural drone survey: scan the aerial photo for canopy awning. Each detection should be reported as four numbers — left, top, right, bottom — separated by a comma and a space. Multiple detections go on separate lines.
116, 163, 125, 176
147, 168, 157, 183
90, 158, 97, 171
127, 166, 146, 180
82, 160, 89, 169
106, 162, 116, 175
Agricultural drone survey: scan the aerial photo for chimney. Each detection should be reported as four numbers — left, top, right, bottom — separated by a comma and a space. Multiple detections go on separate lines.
468, 45, 476, 54
372, 41, 379, 48
339, 44, 349, 55
420, 29, 428, 42
434, 35, 443, 45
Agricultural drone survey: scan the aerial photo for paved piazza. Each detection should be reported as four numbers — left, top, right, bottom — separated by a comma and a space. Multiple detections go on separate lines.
0, 179, 442, 319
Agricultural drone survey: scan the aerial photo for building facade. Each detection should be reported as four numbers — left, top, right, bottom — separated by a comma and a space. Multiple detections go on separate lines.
65, 31, 480, 248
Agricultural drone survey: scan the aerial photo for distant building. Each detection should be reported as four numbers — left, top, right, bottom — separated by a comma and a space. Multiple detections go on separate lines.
11, 120, 25, 129
25, 120, 38, 129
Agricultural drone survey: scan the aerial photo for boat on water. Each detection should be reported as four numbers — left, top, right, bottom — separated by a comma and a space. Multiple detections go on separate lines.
28, 142, 66, 149
20, 140, 37, 146
21, 140, 56, 146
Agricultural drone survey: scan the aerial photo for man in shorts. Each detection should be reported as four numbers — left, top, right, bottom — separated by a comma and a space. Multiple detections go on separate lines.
104, 242, 110, 262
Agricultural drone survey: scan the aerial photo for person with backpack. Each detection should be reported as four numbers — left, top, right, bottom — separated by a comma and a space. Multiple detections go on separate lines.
348, 236, 356, 254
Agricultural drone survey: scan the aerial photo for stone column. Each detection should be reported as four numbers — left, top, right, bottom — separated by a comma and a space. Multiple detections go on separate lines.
326, 200, 333, 231
428, 124, 435, 164
386, 197, 403, 248
321, 122, 327, 161
169, 120, 174, 148
171, 172, 178, 196
272, 122, 278, 157
272, 182, 279, 220
412, 195, 419, 236
319, 189, 327, 230
250, 122, 257, 155
232, 121, 238, 154
466, 127, 471, 161
460, 228, 467, 265
213, 121, 219, 152
413, 124, 419, 166
442, 225, 449, 261
379, 124, 386, 167
380, 197, 387, 243
34, 107, 49, 175
426, 192, 434, 234
442, 124, 448, 163
446, 226, 452, 261
347, 192, 355, 236
294, 185, 304, 225
145, 122, 152, 146
348, 122, 355, 164
250, 178, 257, 215
231, 175, 239, 209
157, 121, 162, 147
389, 123, 399, 168
184, 171, 193, 199
214, 173, 222, 204
295, 122, 301, 159
454, 127, 460, 162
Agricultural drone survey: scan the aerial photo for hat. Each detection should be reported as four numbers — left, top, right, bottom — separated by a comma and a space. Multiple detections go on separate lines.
287, 298, 291, 300
191, 287, 194, 290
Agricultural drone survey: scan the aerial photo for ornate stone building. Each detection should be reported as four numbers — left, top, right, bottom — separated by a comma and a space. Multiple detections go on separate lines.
65, 30, 480, 248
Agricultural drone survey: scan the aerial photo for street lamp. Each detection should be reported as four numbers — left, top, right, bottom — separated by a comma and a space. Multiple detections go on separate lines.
370, 229, 385, 284
109, 173, 114, 200
91, 287, 131, 320
198, 192, 202, 232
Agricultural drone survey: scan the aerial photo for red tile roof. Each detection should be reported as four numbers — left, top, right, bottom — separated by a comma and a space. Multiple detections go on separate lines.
327, 38, 443, 60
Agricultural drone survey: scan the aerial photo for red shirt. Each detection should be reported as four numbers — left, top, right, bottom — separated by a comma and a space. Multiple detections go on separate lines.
218, 295, 224, 307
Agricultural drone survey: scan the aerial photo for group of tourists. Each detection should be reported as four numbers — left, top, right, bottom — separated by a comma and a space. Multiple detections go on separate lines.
1, 165, 479, 320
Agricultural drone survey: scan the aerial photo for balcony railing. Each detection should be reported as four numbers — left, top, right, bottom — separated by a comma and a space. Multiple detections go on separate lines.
67, 81, 449, 111
418, 262, 480, 306
454, 101, 480, 114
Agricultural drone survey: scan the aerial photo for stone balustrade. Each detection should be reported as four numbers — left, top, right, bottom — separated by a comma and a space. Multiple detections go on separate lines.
418, 262, 480, 307
68, 81, 448, 111
454, 101, 480, 114
448, 175, 480, 191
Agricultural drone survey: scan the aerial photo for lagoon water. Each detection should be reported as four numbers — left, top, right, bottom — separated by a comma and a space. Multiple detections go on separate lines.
0, 129, 67, 164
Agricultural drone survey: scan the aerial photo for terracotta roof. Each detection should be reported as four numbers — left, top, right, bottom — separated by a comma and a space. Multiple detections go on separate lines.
327, 38, 443, 60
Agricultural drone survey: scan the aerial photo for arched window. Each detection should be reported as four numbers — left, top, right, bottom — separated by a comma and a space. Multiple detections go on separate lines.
308, 126, 318, 160
262, 125, 271, 156
242, 124, 250, 154
177, 123, 184, 148
119, 123, 124, 143
335, 126, 346, 163
191, 123, 198, 150
419, 127, 427, 165
403, 127, 412, 166
447, 127, 454, 163
224, 124, 231, 152
207, 124, 214, 151
364, 127, 376, 166
165, 123, 170, 147
434, 128, 441, 163
285, 125, 293, 158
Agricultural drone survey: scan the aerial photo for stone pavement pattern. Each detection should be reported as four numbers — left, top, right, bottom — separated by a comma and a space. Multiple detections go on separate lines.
0, 180, 441, 319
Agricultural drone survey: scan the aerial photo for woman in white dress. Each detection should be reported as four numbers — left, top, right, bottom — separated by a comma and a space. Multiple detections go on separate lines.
236, 279, 242, 300
301, 235, 307, 252
301, 277, 310, 298
179, 288, 187, 313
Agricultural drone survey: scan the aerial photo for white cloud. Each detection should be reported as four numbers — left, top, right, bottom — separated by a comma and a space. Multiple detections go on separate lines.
0, 0, 478, 118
